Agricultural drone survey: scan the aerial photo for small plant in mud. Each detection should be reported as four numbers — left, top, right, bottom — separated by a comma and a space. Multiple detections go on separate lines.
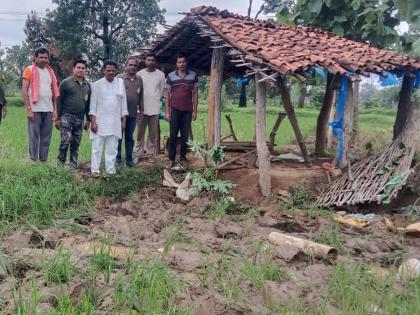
90, 236, 116, 276
289, 184, 310, 207
241, 260, 287, 289
307, 204, 334, 219
44, 244, 73, 284
204, 196, 237, 220
374, 250, 405, 267
310, 222, 347, 254
188, 140, 235, 195
210, 255, 242, 302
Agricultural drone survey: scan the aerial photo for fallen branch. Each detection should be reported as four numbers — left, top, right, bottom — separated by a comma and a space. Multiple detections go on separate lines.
268, 112, 286, 154
216, 149, 256, 170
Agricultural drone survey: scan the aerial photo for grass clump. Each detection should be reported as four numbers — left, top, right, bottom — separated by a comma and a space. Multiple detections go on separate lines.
44, 245, 73, 284
210, 255, 242, 302
310, 222, 346, 253
0, 161, 92, 228
91, 237, 116, 273
241, 260, 287, 289
322, 263, 420, 314
114, 258, 186, 314
12, 280, 41, 315
289, 184, 310, 208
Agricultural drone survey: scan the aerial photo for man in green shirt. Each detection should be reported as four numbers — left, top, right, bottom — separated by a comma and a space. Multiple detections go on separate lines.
56, 59, 91, 169
0, 79, 7, 124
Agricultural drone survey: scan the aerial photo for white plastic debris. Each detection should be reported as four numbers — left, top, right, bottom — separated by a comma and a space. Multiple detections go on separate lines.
398, 258, 420, 281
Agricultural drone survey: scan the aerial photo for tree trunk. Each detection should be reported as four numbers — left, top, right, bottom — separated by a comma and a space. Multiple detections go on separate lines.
239, 83, 247, 107
315, 73, 336, 156
207, 47, 225, 147
247, 0, 253, 17
102, 16, 111, 60
277, 77, 311, 165
255, 72, 271, 197
351, 78, 360, 142
393, 75, 414, 140
338, 79, 354, 169
297, 85, 306, 108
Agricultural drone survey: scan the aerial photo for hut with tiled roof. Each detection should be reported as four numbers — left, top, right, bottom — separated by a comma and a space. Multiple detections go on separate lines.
138, 6, 420, 201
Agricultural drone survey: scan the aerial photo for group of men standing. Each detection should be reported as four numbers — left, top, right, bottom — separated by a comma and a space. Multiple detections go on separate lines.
14, 47, 198, 175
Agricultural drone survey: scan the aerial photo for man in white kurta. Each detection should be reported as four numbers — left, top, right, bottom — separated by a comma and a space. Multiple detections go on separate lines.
89, 60, 128, 176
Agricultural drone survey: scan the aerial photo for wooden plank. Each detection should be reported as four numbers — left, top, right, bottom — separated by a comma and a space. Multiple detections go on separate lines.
207, 47, 225, 147
339, 79, 354, 169
255, 72, 271, 197
276, 77, 312, 165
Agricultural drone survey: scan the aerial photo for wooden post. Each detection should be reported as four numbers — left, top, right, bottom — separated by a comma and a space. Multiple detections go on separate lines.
207, 47, 225, 147
351, 76, 361, 143
277, 77, 312, 165
315, 73, 341, 156
393, 75, 414, 140
339, 79, 354, 169
255, 72, 271, 197
326, 91, 337, 149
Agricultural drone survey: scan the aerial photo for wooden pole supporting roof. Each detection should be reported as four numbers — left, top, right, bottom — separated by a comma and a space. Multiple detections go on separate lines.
255, 71, 271, 197
207, 46, 225, 148
276, 77, 312, 166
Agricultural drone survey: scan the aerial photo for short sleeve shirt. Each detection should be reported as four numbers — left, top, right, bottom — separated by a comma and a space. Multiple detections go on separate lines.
22, 65, 53, 112
165, 70, 198, 112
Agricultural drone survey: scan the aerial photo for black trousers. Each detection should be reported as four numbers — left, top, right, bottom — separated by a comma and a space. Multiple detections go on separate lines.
169, 108, 192, 162
0, 105, 2, 124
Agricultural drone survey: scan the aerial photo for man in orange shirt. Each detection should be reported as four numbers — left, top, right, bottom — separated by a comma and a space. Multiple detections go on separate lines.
22, 47, 59, 162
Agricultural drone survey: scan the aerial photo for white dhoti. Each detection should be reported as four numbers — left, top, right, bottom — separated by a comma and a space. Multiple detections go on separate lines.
91, 135, 119, 174
89, 77, 128, 175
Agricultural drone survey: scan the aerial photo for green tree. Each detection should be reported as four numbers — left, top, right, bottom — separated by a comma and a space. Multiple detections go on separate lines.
270, 0, 401, 48
2, 44, 32, 91
46, 0, 165, 76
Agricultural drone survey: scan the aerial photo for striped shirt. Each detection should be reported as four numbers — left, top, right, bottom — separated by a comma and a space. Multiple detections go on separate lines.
165, 70, 198, 111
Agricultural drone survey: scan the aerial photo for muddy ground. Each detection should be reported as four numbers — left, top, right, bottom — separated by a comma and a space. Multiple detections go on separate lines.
0, 159, 419, 314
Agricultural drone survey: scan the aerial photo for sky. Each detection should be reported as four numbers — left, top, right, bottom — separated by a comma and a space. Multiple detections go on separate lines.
0, 0, 266, 48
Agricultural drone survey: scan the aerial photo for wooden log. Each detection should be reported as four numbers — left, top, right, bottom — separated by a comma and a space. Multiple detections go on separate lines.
276, 77, 312, 165
255, 72, 271, 197
207, 47, 225, 148
339, 79, 354, 169
268, 112, 287, 154
225, 114, 238, 141
268, 232, 338, 260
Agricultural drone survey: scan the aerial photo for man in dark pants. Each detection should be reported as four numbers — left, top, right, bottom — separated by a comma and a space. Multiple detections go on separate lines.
56, 59, 91, 169
165, 54, 199, 169
22, 47, 59, 162
116, 57, 143, 167
0, 79, 7, 124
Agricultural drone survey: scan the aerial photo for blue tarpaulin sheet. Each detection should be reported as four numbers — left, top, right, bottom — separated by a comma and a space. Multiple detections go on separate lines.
379, 72, 399, 87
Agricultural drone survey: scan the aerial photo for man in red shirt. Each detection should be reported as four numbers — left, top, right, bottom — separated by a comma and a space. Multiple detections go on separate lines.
164, 54, 199, 169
